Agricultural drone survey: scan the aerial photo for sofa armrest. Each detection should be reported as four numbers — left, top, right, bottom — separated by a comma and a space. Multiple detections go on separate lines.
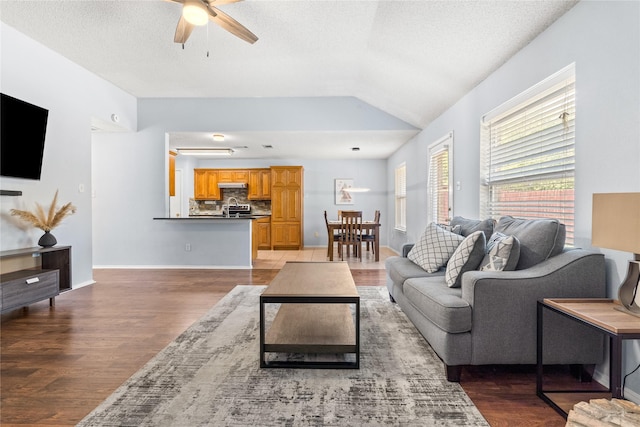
460, 249, 606, 365
461, 250, 606, 306
402, 244, 415, 258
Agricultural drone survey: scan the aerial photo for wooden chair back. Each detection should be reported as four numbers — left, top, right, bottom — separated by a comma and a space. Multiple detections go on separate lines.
339, 210, 363, 260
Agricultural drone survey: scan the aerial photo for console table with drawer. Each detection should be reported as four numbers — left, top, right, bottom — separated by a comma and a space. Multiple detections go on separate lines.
0, 246, 71, 313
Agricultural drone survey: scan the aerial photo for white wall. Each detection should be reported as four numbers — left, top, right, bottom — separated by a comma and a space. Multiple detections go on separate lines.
0, 23, 137, 288
386, 0, 640, 400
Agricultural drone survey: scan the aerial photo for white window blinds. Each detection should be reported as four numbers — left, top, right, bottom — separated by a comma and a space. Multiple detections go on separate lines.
480, 67, 575, 245
395, 163, 406, 231
428, 133, 453, 224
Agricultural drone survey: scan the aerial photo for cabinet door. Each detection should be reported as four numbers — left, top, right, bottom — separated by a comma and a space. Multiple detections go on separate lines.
260, 169, 271, 198
194, 170, 208, 199
205, 171, 220, 199
218, 170, 249, 183
271, 223, 300, 248
257, 220, 271, 249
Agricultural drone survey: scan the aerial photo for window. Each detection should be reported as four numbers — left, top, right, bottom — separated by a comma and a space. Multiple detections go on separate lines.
395, 163, 406, 231
428, 132, 453, 224
480, 65, 575, 244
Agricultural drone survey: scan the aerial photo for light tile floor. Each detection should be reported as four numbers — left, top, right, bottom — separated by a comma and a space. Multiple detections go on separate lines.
253, 245, 397, 270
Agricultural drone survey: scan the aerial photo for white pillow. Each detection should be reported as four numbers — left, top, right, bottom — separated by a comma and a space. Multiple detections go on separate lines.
446, 231, 486, 288
480, 233, 520, 271
408, 223, 464, 273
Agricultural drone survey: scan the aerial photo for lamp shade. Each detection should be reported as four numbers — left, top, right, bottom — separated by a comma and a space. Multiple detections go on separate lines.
592, 193, 640, 255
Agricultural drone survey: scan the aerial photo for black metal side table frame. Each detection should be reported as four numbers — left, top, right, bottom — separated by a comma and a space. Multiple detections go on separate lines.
537, 299, 640, 418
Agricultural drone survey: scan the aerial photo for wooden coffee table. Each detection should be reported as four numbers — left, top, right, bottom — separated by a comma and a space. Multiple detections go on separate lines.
259, 261, 360, 369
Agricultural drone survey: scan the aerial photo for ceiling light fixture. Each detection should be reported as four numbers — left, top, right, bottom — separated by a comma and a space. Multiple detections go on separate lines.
212, 134, 225, 142
183, 0, 209, 26
177, 148, 234, 156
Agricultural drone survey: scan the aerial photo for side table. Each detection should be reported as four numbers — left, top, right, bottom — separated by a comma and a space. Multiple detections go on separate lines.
537, 298, 640, 418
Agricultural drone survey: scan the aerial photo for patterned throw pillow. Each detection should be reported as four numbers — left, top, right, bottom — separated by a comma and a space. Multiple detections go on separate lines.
480, 232, 520, 271
408, 223, 464, 273
445, 231, 486, 288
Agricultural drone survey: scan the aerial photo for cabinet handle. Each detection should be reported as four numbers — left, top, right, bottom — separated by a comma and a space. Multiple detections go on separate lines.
26, 277, 40, 284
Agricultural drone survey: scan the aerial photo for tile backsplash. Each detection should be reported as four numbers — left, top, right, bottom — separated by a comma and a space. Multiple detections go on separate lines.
189, 188, 271, 215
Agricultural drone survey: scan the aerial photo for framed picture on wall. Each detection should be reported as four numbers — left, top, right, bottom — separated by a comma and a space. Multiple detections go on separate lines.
335, 179, 354, 205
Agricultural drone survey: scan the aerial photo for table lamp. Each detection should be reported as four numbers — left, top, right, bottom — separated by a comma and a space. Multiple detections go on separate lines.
592, 193, 640, 316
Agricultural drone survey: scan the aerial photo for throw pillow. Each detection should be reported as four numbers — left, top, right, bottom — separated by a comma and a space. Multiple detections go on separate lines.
445, 231, 486, 288
480, 232, 520, 271
408, 223, 464, 273
437, 223, 462, 234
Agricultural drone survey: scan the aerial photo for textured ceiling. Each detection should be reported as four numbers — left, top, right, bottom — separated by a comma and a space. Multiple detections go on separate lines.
0, 0, 578, 159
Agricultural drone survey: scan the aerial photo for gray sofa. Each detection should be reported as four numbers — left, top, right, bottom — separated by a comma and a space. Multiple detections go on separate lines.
385, 216, 606, 382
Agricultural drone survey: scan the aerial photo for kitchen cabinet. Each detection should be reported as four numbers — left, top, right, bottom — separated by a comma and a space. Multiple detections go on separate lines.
256, 216, 271, 250
169, 151, 176, 196
270, 166, 303, 250
194, 169, 220, 200
252, 216, 271, 262
248, 169, 271, 200
218, 169, 249, 183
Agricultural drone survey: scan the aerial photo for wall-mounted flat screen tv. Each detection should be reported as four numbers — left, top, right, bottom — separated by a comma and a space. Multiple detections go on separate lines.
0, 93, 49, 180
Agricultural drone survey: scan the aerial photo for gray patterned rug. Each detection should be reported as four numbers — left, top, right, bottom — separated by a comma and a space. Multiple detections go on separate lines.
77, 286, 488, 426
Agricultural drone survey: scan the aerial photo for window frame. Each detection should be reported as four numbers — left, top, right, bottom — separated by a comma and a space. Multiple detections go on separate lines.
427, 132, 453, 224
480, 64, 575, 245
394, 162, 406, 232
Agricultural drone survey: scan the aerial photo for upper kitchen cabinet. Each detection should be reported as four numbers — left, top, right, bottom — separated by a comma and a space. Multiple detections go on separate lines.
271, 167, 302, 187
270, 166, 303, 250
248, 169, 271, 200
218, 170, 249, 183
194, 169, 220, 200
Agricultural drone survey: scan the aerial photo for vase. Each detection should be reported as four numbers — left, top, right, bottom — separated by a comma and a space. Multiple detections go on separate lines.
38, 231, 57, 248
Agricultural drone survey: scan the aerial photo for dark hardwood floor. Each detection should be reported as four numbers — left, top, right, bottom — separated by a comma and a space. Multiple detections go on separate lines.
1, 261, 571, 426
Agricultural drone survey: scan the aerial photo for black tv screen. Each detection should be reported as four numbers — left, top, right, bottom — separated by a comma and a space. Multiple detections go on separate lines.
0, 93, 49, 180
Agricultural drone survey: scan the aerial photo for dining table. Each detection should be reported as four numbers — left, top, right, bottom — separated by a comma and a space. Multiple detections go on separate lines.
327, 220, 381, 262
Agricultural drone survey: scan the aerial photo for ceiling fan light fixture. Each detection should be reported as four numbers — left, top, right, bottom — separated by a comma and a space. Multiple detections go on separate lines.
183, 0, 209, 26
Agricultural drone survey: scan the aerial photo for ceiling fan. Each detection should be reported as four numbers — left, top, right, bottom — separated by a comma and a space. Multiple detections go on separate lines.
168, 0, 258, 45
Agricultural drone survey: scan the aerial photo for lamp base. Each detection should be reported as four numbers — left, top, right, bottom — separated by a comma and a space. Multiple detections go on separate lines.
617, 260, 640, 314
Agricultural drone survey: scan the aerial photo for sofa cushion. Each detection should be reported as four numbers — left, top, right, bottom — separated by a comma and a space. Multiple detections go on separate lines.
450, 216, 495, 240
495, 216, 566, 269
480, 232, 520, 271
445, 231, 486, 288
408, 223, 464, 273
385, 256, 443, 288
403, 277, 472, 333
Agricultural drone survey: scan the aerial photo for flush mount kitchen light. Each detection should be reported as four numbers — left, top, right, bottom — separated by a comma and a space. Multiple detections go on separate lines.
183, 0, 209, 26
177, 148, 234, 156
212, 134, 225, 142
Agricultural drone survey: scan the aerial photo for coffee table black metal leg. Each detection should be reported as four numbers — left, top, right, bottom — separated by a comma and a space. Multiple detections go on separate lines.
259, 297, 266, 368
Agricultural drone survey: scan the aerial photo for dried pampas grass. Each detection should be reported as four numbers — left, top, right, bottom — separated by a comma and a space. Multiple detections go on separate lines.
10, 190, 76, 232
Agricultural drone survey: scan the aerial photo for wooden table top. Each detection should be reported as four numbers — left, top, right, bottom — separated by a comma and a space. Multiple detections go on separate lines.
261, 261, 358, 298
542, 298, 640, 334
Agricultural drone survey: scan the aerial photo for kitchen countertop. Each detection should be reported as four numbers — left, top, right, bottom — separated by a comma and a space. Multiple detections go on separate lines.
154, 214, 270, 220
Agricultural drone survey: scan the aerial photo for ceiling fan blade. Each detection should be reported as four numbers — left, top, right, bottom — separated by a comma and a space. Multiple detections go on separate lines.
174, 15, 195, 44
209, 0, 242, 5
207, 5, 258, 44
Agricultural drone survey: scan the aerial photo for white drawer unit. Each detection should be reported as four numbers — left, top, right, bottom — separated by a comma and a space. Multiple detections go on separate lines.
0, 269, 60, 313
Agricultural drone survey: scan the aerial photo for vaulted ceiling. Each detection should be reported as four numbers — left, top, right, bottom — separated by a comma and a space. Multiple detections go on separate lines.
0, 0, 578, 159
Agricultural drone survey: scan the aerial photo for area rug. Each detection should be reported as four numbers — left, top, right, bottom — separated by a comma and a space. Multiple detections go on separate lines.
77, 286, 488, 426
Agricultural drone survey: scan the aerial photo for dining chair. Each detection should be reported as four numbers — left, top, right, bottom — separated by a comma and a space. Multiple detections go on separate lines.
324, 210, 341, 258
361, 210, 380, 255
338, 210, 363, 261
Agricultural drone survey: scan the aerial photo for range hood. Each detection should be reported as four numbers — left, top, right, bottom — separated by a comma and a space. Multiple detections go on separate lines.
218, 182, 248, 189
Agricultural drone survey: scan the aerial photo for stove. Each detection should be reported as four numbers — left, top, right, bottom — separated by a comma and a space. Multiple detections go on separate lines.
222, 203, 252, 217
